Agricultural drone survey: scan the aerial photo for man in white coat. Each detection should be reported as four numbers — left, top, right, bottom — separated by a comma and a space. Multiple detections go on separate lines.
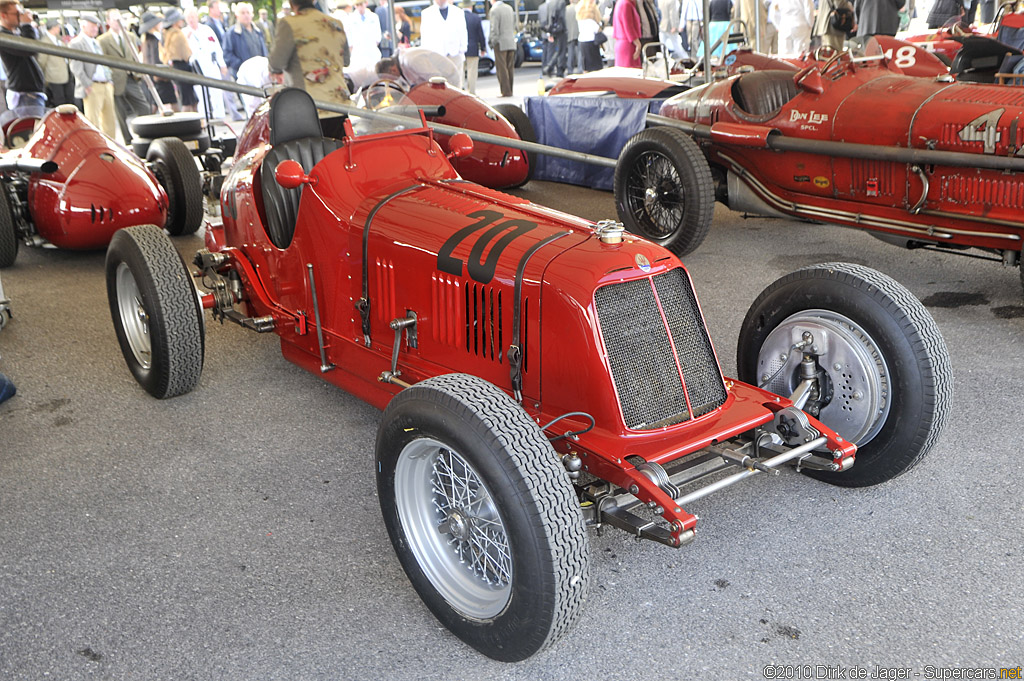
185, 7, 227, 120
346, 0, 383, 70
770, 0, 813, 55
418, 0, 467, 88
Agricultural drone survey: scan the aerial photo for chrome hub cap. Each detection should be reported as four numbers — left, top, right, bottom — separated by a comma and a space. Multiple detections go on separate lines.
115, 262, 152, 369
757, 309, 891, 445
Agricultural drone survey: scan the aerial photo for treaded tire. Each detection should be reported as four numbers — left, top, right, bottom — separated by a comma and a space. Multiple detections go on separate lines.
376, 374, 589, 662
514, 44, 526, 68
614, 127, 715, 256
130, 112, 203, 138
737, 262, 953, 487
147, 137, 204, 236
106, 225, 205, 399
493, 103, 536, 188
0, 187, 18, 268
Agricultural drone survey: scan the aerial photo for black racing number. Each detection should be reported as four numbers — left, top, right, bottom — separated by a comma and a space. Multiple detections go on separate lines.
437, 209, 537, 284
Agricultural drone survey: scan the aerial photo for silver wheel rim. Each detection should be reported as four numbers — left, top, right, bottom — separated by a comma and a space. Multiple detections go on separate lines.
394, 437, 512, 619
115, 262, 152, 369
757, 309, 891, 445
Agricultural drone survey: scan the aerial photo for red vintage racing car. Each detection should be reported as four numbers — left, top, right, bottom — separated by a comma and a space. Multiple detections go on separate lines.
0, 104, 203, 268
614, 50, 1024, 290
364, 77, 536, 190
105, 88, 951, 661
235, 77, 536, 190
901, 1, 1024, 67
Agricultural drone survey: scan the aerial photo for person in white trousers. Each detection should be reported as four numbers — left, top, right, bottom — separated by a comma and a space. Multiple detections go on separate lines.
418, 0, 467, 88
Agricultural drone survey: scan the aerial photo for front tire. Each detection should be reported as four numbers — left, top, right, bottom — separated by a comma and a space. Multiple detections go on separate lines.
737, 263, 952, 487
376, 374, 589, 662
106, 225, 204, 399
614, 127, 715, 256
492, 103, 536, 188
147, 137, 204, 236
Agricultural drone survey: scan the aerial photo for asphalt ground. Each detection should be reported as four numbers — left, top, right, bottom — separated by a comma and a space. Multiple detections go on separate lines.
1, 66, 1023, 680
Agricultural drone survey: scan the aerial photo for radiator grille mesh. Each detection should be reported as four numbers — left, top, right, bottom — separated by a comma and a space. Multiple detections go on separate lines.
653, 270, 728, 418
595, 269, 726, 430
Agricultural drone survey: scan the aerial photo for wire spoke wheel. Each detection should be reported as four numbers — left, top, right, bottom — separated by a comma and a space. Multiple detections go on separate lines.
395, 437, 512, 619
627, 150, 686, 238
615, 127, 715, 256
377, 373, 589, 661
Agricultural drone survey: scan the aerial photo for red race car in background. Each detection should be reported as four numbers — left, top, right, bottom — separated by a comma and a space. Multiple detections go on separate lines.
902, 1, 1024, 63
614, 50, 1024, 291
371, 77, 536, 190
0, 104, 203, 268
238, 78, 535, 190
105, 88, 950, 661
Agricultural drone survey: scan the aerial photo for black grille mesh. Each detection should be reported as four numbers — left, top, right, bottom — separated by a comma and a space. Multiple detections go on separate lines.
653, 269, 728, 418
595, 270, 726, 430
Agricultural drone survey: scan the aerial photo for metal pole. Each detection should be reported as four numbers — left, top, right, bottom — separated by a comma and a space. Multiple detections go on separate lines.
702, 0, 711, 84
749, 0, 762, 53
0, 32, 617, 168
647, 112, 1024, 172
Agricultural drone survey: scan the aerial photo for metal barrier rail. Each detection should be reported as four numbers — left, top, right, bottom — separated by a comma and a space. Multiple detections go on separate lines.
0, 32, 616, 168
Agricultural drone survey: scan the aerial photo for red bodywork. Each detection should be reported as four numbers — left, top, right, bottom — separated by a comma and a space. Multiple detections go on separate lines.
207, 107, 854, 546
236, 80, 529, 190
902, 9, 1024, 63
9, 107, 166, 250
545, 39, 946, 103
548, 67, 687, 98
863, 35, 952, 77
395, 80, 530, 189
659, 55, 1024, 254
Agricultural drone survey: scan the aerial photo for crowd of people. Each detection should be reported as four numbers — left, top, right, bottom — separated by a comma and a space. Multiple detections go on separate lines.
578, 0, 919, 68
0, 0, 513, 140
0, 0, 946, 134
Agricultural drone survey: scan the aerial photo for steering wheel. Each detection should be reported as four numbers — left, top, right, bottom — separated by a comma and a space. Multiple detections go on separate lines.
813, 45, 839, 63
363, 78, 411, 111
820, 48, 852, 77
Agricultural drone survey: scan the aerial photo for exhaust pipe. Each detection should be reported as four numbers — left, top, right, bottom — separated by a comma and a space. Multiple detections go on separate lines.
0, 159, 58, 174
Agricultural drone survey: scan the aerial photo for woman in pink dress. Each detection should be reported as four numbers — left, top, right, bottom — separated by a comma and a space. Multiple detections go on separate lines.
613, 0, 642, 67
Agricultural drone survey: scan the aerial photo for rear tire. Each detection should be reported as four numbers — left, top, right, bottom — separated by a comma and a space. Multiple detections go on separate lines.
130, 112, 203, 138
133, 131, 211, 159
147, 137, 204, 236
737, 263, 952, 486
492, 103, 536, 188
614, 127, 715, 256
106, 225, 204, 399
0, 188, 18, 268
376, 374, 589, 662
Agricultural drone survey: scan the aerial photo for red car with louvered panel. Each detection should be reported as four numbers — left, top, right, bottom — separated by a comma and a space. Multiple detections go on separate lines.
0, 104, 203, 268
104, 88, 950, 663
614, 51, 1024, 291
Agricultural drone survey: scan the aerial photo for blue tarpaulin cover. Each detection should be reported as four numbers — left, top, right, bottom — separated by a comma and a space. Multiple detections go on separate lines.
524, 96, 656, 190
